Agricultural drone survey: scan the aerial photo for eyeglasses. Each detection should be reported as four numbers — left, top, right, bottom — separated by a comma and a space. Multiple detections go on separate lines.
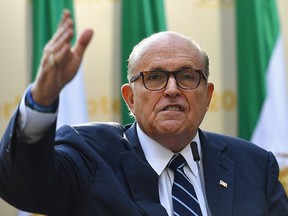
130, 69, 207, 91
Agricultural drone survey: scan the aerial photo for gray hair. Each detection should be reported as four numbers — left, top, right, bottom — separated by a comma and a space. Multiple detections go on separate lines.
126, 31, 210, 82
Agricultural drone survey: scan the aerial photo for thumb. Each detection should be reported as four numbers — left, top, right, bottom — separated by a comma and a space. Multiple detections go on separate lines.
73, 28, 94, 58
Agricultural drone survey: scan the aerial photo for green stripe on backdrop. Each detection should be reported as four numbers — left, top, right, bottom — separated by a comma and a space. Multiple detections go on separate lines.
31, 0, 75, 81
121, 0, 166, 125
236, 0, 279, 140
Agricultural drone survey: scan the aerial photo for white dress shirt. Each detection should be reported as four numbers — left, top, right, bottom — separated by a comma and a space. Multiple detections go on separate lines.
136, 124, 208, 216
18, 90, 57, 142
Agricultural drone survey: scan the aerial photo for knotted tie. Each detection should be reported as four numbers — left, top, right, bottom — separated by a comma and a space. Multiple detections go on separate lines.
168, 154, 203, 216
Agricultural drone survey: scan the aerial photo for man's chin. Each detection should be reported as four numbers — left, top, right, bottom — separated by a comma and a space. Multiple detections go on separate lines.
157, 120, 184, 133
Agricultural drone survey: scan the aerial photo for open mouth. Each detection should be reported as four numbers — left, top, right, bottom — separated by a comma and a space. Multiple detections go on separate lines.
163, 105, 183, 111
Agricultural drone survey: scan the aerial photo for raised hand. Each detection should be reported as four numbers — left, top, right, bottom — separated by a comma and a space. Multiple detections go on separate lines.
31, 9, 93, 106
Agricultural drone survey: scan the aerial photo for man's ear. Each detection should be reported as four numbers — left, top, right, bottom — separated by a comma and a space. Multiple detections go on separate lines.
206, 83, 214, 111
121, 84, 134, 111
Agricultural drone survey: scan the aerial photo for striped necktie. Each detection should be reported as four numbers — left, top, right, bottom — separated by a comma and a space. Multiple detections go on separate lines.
168, 154, 203, 216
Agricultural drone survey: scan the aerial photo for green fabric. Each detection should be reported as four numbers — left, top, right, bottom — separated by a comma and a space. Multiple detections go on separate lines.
31, 0, 76, 81
236, 0, 279, 140
121, 0, 166, 124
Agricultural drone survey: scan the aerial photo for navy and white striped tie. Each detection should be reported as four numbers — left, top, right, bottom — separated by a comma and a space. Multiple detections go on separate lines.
168, 154, 203, 216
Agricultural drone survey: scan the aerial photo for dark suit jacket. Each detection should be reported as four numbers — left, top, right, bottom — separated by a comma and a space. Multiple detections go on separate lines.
0, 111, 287, 216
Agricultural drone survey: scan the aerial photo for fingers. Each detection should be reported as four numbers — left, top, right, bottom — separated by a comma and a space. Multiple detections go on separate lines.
43, 9, 92, 68
43, 11, 74, 67
52, 30, 73, 65
51, 13, 74, 46
48, 43, 70, 68
58, 9, 71, 29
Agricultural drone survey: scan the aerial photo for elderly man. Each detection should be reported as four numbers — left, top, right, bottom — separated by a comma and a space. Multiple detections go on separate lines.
0, 10, 287, 216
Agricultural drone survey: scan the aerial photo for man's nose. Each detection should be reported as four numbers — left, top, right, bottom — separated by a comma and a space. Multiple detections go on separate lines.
163, 76, 180, 96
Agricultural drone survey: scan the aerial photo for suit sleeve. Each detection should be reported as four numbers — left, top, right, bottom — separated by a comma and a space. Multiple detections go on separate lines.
266, 152, 288, 214
0, 108, 98, 215
0, 109, 61, 213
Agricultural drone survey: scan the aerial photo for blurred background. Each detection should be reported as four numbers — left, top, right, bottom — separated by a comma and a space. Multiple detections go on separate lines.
0, 0, 287, 215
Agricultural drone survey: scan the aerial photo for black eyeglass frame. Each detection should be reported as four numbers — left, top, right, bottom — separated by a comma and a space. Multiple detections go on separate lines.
129, 69, 207, 91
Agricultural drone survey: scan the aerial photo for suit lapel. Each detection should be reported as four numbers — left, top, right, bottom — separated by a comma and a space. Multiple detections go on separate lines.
120, 124, 168, 216
121, 125, 236, 216
200, 130, 235, 216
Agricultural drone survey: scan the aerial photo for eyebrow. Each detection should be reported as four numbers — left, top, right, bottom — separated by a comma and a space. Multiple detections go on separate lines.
148, 65, 193, 71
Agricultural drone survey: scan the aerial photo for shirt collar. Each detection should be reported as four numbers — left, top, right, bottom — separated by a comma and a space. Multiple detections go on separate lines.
136, 124, 202, 177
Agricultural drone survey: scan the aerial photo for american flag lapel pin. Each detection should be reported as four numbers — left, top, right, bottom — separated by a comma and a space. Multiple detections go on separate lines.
219, 180, 228, 188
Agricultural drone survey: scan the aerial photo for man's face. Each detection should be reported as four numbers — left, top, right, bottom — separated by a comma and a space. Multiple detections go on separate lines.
122, 33, 214, 150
